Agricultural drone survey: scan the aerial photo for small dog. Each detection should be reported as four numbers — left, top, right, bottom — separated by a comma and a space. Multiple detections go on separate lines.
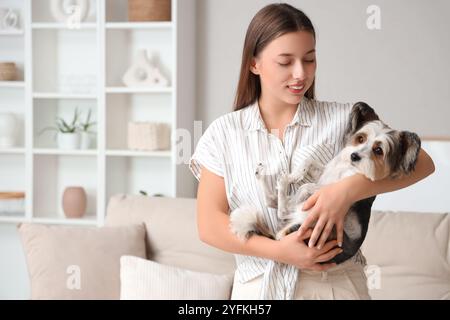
230, 102, 421, 264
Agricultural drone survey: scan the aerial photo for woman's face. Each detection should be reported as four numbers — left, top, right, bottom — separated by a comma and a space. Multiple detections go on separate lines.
251, 30, 316, 107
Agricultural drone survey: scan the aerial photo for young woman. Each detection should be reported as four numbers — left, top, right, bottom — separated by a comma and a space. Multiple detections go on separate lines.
189, 3, 435, 300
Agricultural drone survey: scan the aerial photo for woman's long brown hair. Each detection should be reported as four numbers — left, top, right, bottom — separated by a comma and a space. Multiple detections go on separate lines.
234, 3, 316, 111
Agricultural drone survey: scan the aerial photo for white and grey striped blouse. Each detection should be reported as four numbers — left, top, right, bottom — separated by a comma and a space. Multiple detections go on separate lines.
189, 97, 366, 300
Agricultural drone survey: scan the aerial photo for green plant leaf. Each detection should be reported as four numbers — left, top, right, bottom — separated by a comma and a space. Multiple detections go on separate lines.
71, 107, 80, 127
86, 108, 91, 123
79, 108, 97, 132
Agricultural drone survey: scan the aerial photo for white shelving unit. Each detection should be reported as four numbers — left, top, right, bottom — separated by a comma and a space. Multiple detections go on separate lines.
0, 0, 196, 226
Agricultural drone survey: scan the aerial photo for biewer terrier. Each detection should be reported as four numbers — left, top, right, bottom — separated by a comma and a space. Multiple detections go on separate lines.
230, 102, 421, 264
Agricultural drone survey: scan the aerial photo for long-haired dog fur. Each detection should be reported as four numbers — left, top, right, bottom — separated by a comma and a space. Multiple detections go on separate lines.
229, 102, 421, 264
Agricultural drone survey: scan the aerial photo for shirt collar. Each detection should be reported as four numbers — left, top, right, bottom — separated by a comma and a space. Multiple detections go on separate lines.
245, 97, 312, 131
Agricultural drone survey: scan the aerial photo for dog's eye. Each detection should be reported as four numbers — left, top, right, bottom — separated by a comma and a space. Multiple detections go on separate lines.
373, 147, 383, 156
356, 135, 365, 144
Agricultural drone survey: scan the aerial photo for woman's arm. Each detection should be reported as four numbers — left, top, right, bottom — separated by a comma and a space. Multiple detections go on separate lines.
196, 166, 279, 260
299, 148, 435, 249
197, 166, 341, 271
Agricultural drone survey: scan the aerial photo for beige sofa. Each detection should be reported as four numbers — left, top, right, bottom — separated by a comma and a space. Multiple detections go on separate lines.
105, 194, 449, 300
19, 194, 449, 299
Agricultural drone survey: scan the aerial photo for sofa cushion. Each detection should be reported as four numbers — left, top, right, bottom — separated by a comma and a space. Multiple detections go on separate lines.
362, 211, 449, 300
18, 223, 146, 299
106, 194, 236, 276
120, 255, 233, 300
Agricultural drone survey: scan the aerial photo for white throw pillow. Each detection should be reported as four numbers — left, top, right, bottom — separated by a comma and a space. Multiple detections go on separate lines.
120, 256, 234, 300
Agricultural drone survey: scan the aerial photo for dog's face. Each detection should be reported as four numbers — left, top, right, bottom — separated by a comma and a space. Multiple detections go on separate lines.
341, 102, 421, 181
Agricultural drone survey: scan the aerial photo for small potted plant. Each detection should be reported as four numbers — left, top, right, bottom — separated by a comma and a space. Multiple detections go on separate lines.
38, 108, 81, 150
78, 108, 97, 149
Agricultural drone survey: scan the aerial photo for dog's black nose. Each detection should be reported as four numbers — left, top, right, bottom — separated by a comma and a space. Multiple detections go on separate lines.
351, 152, 361, 162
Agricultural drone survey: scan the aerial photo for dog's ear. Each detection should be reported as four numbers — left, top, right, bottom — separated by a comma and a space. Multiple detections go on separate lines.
397, 131, 421, 175
343, 102, 380, 144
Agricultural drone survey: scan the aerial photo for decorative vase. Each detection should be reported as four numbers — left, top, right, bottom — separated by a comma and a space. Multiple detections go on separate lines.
79, 131, 91, 149
0, 112, 18, 148
62, 186, 87, 218
0, 8, 19, 30
50, 0, 89, 23
122, 49, 168, 87
57, 132, 80, 149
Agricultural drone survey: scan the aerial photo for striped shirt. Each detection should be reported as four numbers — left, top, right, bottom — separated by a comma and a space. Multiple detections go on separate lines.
189, 97, 366, 300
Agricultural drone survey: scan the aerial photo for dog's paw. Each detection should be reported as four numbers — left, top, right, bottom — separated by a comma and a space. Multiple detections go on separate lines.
229, 207, 260, 241
289, 158, 314, 183
276, 174, 290, 192
254, 163, 265, 179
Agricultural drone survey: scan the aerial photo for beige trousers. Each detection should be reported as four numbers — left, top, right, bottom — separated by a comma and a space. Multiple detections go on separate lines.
231, 258, 371, 300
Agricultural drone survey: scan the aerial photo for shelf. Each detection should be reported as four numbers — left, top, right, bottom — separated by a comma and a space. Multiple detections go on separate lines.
0, 29, 24, 36
33, 149, 98, 156
31, 216, 98, 226
32, 26, 97, 93
105, 87, 172, 94
33, 154, 98, 220
106, 156, 174, 200
0, 148, 25, 155
0, 81, 25, 88
31, 23, 97, 30
32, 149, 172, 158
0, 216, 28, 224
105, 26, 172, 88
0, 154, 26, 200
0, 216, 97, 226
105, 22, 172, 30
106, 150, 171, 158
33, 92, 97, 99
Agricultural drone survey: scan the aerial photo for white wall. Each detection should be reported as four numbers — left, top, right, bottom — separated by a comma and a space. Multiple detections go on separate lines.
196, 0, 450, 137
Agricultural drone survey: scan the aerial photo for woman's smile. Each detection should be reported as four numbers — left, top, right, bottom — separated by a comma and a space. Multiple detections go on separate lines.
287, 84, 305, 94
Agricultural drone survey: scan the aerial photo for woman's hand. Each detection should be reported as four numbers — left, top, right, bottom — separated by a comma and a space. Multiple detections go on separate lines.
275, 229, 343, 271
297, 180, 354, 250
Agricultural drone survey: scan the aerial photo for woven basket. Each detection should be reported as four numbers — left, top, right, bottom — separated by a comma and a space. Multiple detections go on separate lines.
128, 0, 171, 22
0, 192, 25, 200
0, 62, 17, 81
0, 192, 25, 215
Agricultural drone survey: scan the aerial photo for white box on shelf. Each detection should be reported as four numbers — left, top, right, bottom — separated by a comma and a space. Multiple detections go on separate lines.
127, 122, 170, 151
